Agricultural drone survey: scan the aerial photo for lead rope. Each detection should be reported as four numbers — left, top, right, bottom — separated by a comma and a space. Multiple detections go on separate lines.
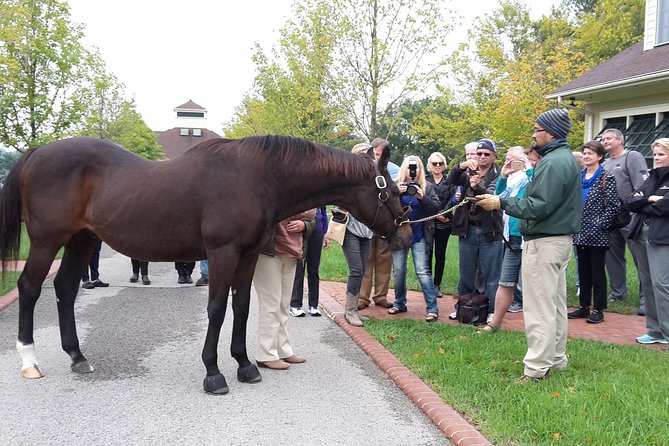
400, 198, 472, 225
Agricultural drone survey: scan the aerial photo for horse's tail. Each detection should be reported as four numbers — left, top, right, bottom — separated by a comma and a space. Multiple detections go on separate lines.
0, 151, 28, 278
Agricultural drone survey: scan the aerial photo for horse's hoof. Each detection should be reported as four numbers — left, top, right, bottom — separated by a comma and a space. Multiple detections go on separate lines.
203, 373, 229, 395
237, 364, 262, 383
71, 360, 94, 374
21, 365, 44, 379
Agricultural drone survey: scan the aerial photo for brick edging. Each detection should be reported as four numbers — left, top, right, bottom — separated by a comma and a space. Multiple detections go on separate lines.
0, 260, 62, 312
319, 292, 492, 446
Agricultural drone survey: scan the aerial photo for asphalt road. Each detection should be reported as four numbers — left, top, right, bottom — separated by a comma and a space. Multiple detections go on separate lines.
0, 246, 450, 445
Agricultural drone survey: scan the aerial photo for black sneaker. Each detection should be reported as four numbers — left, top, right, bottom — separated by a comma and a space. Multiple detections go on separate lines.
567, 307, 590, 319
177, 275, 187, 284
195, 276, 209, 286
82, 281, 95, 289
129, 274, 139, 283
586, 310, 604, 324
141, 275, 151, 285
91, 279, 109, 287
185, 275, 193, 284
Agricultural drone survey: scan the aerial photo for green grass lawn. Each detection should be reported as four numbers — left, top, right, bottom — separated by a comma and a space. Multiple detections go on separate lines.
320, 235, 642, 314
322, 235, 658, 445
366, 318, 669, 446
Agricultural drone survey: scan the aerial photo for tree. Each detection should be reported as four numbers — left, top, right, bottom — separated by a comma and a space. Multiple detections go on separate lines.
328, 0, 452, 140
107, 101, 163, 160
0, 0, 102, 151
225, 1, 348, 144
572, 0, 645, 65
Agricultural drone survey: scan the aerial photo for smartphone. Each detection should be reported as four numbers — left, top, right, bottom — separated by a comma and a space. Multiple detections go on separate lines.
510, 160, 525, 170
465, 196, 481, 202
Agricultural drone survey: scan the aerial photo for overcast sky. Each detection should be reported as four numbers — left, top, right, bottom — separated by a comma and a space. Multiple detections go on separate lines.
67, 0, 558, 134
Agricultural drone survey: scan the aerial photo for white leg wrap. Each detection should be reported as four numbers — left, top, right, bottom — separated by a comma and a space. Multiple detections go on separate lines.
17, 341, 39, 371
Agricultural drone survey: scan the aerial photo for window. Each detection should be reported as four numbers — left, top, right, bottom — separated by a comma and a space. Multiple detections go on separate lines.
625, 114, 656, 158
192, 128, 202, 137
659, 0, 669, 45
176, 111, 205, 118
601, 117, 626, 134
179, 128, 189, 136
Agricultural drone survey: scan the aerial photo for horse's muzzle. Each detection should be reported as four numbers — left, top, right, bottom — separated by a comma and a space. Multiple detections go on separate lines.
389, 224, 412, 251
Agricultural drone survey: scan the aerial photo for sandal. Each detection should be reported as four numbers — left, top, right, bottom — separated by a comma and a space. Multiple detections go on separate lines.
425, 313, 439, 323
478, 323, 499, 333
388, 306, 407, 315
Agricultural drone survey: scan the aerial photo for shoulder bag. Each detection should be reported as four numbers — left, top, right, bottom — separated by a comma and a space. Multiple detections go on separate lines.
602, 174, 631, 230
324, 208, 349, 245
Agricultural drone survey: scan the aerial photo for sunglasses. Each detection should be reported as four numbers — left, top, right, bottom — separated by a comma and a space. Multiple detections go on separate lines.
431, 162, 444, 166
476, 152, 493, 157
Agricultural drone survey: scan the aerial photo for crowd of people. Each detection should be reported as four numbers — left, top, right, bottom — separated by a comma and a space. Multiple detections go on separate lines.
79, 110, 669, 379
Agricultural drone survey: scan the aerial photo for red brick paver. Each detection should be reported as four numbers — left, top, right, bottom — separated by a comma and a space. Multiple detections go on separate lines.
319, 280, 660, 446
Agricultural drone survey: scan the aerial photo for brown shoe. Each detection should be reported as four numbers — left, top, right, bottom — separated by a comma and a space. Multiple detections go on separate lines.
357, 300, 370, 310
281, 354, 306, 364
374, 298, 393, 308
256, 359, 290, 370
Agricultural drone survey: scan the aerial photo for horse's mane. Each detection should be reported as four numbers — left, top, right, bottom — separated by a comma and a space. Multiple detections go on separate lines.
187, 135, 375, 179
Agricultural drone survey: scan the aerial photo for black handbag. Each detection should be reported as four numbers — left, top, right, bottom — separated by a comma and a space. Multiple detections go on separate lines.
602, 175, 631, 229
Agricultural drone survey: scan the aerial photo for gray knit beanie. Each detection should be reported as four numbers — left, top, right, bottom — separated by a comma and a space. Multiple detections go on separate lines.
536, 109, 571, 140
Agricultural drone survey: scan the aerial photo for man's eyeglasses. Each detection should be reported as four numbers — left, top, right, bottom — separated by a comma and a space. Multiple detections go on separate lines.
533, 128, 546, 134
431, 162, 444, 166
477, 152, 493, 157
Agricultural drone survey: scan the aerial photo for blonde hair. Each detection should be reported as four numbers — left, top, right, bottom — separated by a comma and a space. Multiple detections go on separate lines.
351, 142, 371, 155
652, 138, 669, 156
427, 152, 447, 173
397, 156, 427, 191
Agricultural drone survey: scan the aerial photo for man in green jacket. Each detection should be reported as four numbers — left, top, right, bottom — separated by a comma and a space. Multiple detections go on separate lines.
476, 109, 581, 382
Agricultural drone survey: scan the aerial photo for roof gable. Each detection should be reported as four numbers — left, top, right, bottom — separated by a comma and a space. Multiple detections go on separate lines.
175, 100, 205, 111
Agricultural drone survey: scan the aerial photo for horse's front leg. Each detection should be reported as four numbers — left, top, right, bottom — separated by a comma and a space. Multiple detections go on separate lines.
201, 286, 231, 395
231, 253, 261, 384
16, 244, 62, 379
201, 248, 239, 395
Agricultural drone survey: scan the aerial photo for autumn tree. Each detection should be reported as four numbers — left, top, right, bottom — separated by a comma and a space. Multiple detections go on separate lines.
0, 0, 105, 151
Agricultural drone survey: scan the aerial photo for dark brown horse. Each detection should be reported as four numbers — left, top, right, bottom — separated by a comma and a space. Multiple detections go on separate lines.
0, 135, 411, 394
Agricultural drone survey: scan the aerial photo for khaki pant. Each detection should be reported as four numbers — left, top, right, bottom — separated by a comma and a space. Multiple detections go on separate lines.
358, 235, 392, 304
521, 235, 572, 377
254, 254, 297, 362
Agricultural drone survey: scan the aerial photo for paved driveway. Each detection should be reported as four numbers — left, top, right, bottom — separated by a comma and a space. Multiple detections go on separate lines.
0, 247, 450, 445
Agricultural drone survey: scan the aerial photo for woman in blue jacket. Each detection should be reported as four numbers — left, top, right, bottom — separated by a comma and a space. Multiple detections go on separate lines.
388, 156, 441, 322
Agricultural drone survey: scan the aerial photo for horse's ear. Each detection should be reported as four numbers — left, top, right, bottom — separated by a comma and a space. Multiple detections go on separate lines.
371, 138, 390, 174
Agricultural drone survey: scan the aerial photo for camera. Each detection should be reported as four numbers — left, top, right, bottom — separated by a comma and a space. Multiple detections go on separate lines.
405, 160, 419, 195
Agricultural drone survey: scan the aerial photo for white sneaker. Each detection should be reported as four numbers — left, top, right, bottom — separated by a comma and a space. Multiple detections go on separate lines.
448, 311, 457, 320
486, 313, 494, 324
289, 307, 305, 317
308, 306, 322, 317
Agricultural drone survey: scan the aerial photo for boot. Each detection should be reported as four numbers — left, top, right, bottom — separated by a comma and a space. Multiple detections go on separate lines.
345, 292, 364, 327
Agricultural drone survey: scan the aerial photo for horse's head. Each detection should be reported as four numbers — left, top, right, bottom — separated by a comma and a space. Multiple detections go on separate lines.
349, 140, 412, 250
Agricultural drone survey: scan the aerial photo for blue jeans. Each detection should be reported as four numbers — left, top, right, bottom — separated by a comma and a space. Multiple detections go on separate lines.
392, 237, 438, 314
342, 231, 372, 296
458, 225, 503, 312
200, 260, 208, 276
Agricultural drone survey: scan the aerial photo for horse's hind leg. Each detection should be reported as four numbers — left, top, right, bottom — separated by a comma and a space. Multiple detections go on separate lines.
17, 244, 62, 379
231, 254, 261, 384
53, 232, 97, 374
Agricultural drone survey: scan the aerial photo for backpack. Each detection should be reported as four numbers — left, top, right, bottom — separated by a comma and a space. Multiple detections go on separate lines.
455, 293, 490, 325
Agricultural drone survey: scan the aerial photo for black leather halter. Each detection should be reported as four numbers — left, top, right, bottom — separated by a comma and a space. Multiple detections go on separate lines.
369, 161, 411, 231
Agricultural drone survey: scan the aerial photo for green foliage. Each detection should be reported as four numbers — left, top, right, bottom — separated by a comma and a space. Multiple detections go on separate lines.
366, 319, 669, 446
107, 101, 163, 160
224, 1, 347, 144
573, 0, 645, 65
0, 150, 21, 177
0, 0, 99, 151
